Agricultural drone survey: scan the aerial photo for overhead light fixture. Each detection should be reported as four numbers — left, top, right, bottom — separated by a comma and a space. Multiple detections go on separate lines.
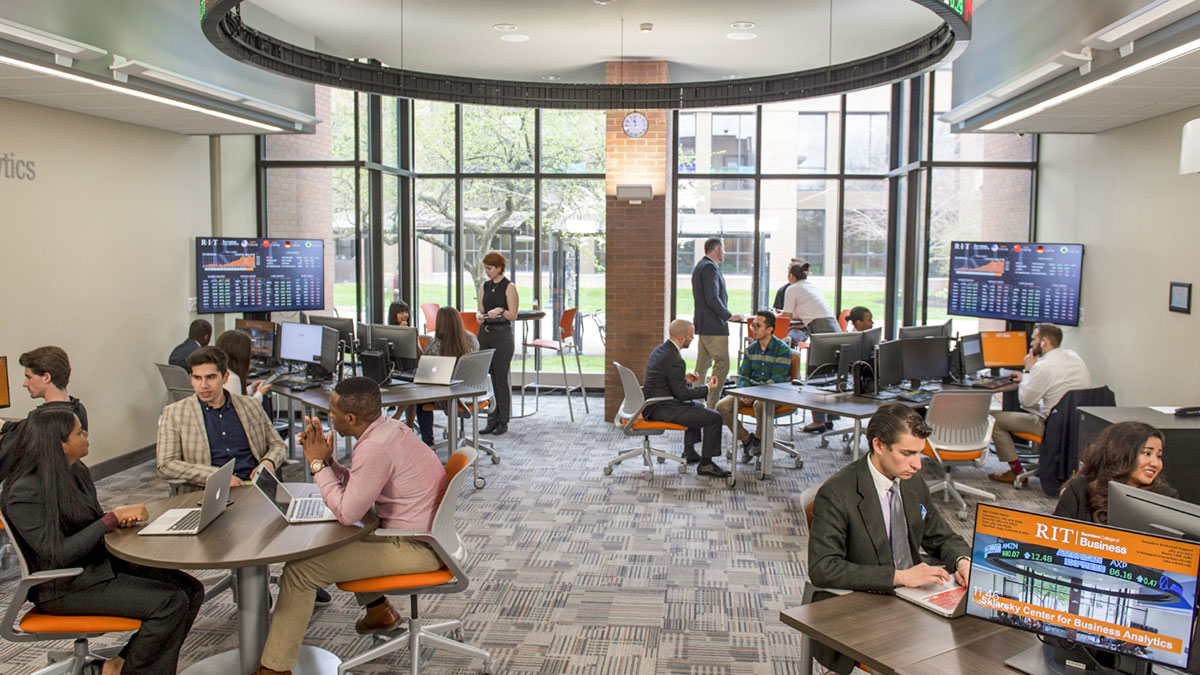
639, 23, 653, 33
982, 36, 1200, 131
240, 99, 320, 126
730, 21, 755, 30
1083, 0, 1200, 53
940, 50, 1090, 125
727, 32, 757, 41
541, 75, 561, 81
0, 17, 106, 66
616, 184, 653, 203
721, 74, 741, 80
500, 34, 530, 43
592, 0, 614, 5
111, 58, 242, 101
0, 54, 282, 132
939, 93, 998, 124
492, 23, 518, 31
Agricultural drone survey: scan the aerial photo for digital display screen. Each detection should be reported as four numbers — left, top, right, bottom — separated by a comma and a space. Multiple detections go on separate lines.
196, 237, 324, 314
967, 504, 1200, 671
948, 242, 1083, 326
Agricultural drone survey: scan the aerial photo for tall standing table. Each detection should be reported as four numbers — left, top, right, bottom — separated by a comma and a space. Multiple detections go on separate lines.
106, 485, 379, 675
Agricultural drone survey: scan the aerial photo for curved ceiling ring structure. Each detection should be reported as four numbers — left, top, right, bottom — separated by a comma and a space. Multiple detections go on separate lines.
201, 0, 970, 109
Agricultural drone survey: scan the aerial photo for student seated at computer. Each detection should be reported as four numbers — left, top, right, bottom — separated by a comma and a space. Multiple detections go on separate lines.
253, 377, 448, 675
3, 407, 203, 675
1054, 421, 1177, 524
846, 306, 873, 332
215, 330, 273, 401
167, 319, 212, 370
415, 306, 479, 446
989, 323, 1092, 484
782, 261, 841, 432
156, 347, 287, 490
387, 300, 411, 327
808, 403, 971, 674
715, 311, 792, 463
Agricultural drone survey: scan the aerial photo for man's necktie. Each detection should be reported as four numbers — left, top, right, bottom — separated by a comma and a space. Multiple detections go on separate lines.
889, 480, 914, 570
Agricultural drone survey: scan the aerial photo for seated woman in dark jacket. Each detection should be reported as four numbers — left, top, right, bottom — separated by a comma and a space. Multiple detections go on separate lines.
1, 407, 204, 675
1054, 421, 1178, 524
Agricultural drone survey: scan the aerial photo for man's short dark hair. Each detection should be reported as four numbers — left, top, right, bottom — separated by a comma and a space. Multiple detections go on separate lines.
1034, 323, 1062, 347
865, 403, 931, 447
848, 306, 871, 323
334, 377, 382, 422
754, 310, 776, 330
189, 319, 213, 343
19, 346, 71, 389
703, 237, 723, 254
185, 346, 227, 375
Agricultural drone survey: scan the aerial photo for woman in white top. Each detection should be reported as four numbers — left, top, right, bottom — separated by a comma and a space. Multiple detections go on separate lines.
214, 330, 271, 400
782, 261, 841, 432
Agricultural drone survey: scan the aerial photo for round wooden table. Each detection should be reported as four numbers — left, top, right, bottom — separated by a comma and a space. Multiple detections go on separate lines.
106, 484, 378, 675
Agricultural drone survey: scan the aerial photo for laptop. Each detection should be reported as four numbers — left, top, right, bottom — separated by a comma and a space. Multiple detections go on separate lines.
251, 466, 338, 523
412, 355, 462, 386
140, 460, 236, 536
894, 577, 968, 618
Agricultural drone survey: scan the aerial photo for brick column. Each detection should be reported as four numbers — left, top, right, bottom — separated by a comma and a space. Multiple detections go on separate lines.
604, 61, 671, 419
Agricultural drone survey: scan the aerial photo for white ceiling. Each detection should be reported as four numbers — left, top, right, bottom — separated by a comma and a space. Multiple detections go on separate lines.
246, 0, 943, 84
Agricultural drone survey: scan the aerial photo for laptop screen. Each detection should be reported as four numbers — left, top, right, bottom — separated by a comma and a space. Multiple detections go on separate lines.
253, 468, 294, 516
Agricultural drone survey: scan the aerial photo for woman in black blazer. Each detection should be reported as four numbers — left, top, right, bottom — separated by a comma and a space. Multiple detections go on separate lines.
1054, 421, 1178, 524
2, 407, 204, 675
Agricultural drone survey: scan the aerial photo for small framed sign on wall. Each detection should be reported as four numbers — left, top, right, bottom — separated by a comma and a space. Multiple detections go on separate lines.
1169, 282, 1192, 314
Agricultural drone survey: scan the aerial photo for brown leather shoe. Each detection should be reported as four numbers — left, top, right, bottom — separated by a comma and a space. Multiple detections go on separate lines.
254, 667, 291, 675
988, 470, 1018, 484
355, 599, 403, 635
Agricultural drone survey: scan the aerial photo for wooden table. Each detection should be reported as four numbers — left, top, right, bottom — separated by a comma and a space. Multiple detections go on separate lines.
781, 592, 1036, 675
1079, 406, 1200, 504
275, 381, 490, 488
106, 484, 378, 675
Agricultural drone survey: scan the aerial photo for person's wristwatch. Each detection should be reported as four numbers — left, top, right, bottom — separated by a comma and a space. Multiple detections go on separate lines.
954, 555, 970, 571
309, 459, 326, 475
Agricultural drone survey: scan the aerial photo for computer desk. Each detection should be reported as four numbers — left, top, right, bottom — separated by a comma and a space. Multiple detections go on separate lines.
780, 591, 1037, 675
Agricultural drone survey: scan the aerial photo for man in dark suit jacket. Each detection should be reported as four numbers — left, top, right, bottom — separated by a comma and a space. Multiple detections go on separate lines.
168, 319, 212, 370
642, 320, 731, 478
807, 403, 972, 674
690, 237, 743, 408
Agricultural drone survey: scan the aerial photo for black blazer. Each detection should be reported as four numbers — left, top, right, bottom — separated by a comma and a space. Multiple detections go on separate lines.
167, 338, 201, 370
1054, 476, 1179, 523
3, 465, 115, 604
642, 341, 708, 413
690, 257, 731, 336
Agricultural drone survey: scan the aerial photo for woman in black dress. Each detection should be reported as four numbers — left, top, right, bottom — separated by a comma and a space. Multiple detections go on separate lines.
1, 407, 204, 675
1054, 421, 1177, 523
476, 251, 519, 435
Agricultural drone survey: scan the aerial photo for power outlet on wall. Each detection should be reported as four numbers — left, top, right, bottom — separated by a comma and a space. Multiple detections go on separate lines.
188, 297, 197, 312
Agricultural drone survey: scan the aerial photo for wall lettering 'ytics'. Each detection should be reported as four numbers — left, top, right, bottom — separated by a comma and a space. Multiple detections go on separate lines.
1, 152, 36, 181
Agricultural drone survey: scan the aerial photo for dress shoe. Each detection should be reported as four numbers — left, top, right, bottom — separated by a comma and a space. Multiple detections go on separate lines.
988, 470, 1018, 484
314, 587, 332, 606
697, 462, 731, 478
479, 421, 499, 435
253, 667, 291, 675
741, 435, 762, 456
682, 449, 702, 464
355, 599, 404, 635
490, 423, 508, 436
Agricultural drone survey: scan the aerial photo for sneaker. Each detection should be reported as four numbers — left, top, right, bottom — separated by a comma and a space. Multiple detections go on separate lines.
314, 587, 332, 606
988, 470, 1018, 484
697, 462, 731, 478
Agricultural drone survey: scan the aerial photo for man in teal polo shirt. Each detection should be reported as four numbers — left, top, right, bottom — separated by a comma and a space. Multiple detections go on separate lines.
715, 310, 794, 463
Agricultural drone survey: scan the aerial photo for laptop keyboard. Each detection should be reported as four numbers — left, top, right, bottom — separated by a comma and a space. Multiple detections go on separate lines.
168, 509, 203, 532
292, 499, 326, 520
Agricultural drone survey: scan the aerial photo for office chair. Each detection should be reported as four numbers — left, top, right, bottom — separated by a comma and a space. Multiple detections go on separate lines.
423, 350, 500, 489
0, 521, 13, 570
796, 485, 853, 675
419, 303, 440, 334
836, 308, 851, 331
735, 350, 805, 469
458, 311, 480, 337
334, 448, 492, 675
922, 392, 997, 513
154, 363, 192, 403
605, 362, 692, 480
519, 307, 589, 421
0, 509, 141, 675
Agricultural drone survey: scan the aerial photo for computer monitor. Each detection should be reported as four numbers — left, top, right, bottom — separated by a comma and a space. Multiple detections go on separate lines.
875, 339, 904, 390
897, 320, 952, 340
806, 332, 865, 382
1109, 481, 1200, 542
980, 330, 1027, 369
966, 503, 1200, 674
959, 333, 985, 376
356, 322, 372, 348
234, 319, 278, 358
278, 322, 338, 372
0, 356, 9, 409
371, 325, 419, 362
900, 336, 950, 386
306, 315, 355, 348
860, 327, 883, 356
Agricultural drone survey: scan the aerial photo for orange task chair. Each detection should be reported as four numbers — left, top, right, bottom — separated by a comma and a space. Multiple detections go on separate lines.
458, 310, 480, 337
796, 485, 856, 675
334, 448, 492, 674
520, 307, 589, 421
606, 362, 691, 480
420, 303, 440, 334
0, 509, 142, 675
734, 350, 805, 469
836, 308, 851, 331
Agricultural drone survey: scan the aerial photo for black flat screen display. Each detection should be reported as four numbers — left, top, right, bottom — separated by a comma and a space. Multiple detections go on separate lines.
947, 242, 1083, 326
196, 237, 324, 314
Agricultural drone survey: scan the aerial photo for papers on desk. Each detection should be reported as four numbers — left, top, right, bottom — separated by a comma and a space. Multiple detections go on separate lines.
1149, 406, 1183, 415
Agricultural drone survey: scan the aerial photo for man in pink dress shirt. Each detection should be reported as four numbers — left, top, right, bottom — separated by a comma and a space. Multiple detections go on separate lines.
255, 377, 449, 675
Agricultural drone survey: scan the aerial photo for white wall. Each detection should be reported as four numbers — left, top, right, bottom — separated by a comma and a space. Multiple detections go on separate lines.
1037, 106, 1200, 406
0, 97, 254, 463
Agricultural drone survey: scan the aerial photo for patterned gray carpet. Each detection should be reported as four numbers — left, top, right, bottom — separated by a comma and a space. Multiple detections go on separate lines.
0, 393, 1056, 674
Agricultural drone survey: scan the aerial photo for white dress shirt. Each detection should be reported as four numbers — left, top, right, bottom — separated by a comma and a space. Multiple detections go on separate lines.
782, 280, 835, 325
866, 456, 899, 537
1019, 347, 1092, 417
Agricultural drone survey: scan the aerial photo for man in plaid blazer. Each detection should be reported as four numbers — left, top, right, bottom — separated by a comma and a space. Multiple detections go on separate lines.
157, 346, 287, 488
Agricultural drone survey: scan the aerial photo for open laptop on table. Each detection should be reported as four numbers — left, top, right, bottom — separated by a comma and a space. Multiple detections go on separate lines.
894, 576, 967, 618
251, 466, 337, 523
140, 460, 235, 536
412, 355, 462, 386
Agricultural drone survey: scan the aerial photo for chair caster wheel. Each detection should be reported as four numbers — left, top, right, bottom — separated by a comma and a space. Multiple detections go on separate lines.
725, 475, 736, 488
482, 658, 494, 674
795, 458, 804, 469
818, 439, 830, 448
603, 465, 613, 475
677, 463, 687, 474
451, 628, 464, 641
491, 455, 501, 464
474, 477, 486, 489
656, 456, 666, 464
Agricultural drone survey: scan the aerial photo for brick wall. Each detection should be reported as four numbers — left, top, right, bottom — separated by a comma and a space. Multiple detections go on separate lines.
604, 61, 671, 418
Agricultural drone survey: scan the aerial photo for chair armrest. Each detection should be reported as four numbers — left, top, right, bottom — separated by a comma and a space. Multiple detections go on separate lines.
2, 567, 84, 641
25, 568, 85, 582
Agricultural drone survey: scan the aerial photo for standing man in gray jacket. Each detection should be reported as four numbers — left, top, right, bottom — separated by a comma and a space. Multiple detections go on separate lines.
690, 237, 743, 408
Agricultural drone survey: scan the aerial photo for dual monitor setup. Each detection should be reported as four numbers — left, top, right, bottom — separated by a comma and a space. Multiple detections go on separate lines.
233, 317, 419, 387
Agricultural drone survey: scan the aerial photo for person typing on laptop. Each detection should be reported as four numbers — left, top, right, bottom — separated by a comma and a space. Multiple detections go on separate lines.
807, 404, 971, 674
254, 376, 448, 675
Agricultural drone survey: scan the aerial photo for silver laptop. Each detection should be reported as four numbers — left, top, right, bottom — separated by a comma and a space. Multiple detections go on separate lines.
251, 466, 337, 523
140, 460, 236, 536
895, 577, 968, 618
413, 355, 462, 386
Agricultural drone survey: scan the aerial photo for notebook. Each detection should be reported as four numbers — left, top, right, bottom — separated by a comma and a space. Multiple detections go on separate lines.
251, 467, 337, 523
140, 460, 235, 536
413, 355, 462, 386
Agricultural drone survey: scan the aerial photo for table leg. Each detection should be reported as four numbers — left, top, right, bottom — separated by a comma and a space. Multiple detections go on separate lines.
472, 394, 485, 489
852, 419, 863, 461
286, 398, 296, 460
731, 405, 740, 487
448, 396, 458, 455
759, 401, 777, 480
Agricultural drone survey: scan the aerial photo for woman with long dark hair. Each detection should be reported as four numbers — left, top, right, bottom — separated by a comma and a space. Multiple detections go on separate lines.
416, 307, 480, 445
215, 329, 270, 399
1054, 421, 1178, 524
1, 407, 204, 675
387, 300, 411, 327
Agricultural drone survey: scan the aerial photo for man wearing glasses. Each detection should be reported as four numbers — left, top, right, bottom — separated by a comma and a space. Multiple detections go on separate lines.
715, 310, 793, 463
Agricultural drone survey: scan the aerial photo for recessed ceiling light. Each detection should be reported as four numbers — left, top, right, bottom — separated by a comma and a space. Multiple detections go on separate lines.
727, 32, 757, 41
730, 21, 755, 30
639, 23, 653, 33
500, 34, 530, 42
542, 75, 561, 81
721, 74, 740, 80
593, 0, 614, 4
493, 23, 517, 31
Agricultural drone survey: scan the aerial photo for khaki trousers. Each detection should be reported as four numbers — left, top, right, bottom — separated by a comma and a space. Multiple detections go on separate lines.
991, 410, 1045, 463
715, 395, 766, 443
260, 535, 441, 670
694, 334, 729, 408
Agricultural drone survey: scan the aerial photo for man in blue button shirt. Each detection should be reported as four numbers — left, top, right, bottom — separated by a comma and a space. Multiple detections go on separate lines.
716, 310, 794, 462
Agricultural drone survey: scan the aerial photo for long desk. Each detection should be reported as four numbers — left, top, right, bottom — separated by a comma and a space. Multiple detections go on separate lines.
1078, 406, 1200, 504
106, 484, 378, 675
780, 591, 1037, 675
275, 381, 490, 488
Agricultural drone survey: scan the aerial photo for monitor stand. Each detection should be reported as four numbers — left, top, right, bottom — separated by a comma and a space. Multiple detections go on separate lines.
1005, 643, 1150, 675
